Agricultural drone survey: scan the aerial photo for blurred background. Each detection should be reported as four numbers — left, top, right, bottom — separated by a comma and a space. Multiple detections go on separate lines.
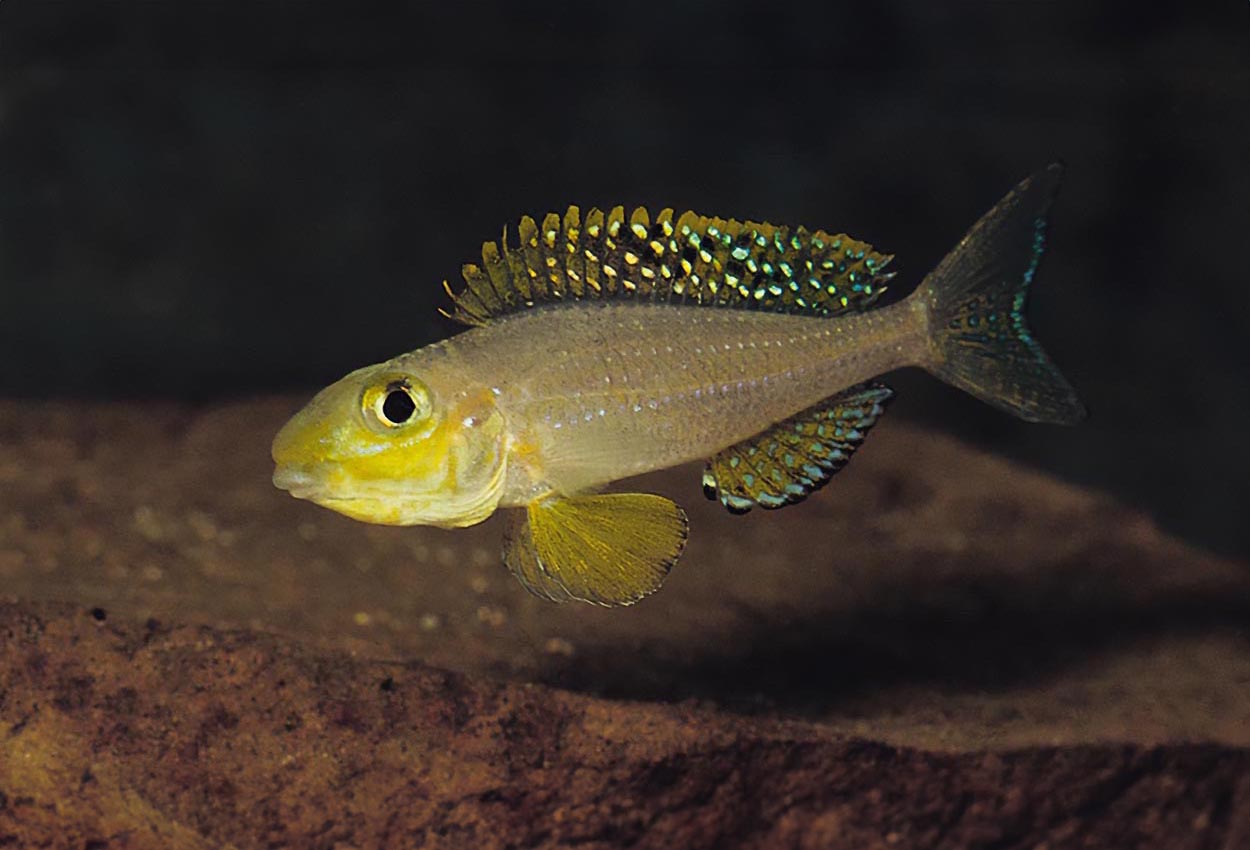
0, 0, 1247, 558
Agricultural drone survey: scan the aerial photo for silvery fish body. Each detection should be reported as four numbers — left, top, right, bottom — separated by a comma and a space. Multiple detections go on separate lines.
403, 300, 923, 503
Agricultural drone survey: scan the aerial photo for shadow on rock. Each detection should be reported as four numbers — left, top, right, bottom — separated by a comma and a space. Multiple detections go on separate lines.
536, 541, 1250, 715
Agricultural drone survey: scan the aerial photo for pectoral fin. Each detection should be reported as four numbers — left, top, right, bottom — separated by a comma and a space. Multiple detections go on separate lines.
503, 493, 689, 606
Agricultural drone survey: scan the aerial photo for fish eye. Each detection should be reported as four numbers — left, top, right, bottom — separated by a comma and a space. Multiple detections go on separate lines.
363, 378, 429, 430
382, 386, 416, 424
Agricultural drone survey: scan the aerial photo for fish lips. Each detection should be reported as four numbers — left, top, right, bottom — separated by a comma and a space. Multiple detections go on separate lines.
272, 464, 325, 500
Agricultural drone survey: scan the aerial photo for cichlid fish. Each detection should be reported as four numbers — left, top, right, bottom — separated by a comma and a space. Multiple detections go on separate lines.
272, 164, 1084, 606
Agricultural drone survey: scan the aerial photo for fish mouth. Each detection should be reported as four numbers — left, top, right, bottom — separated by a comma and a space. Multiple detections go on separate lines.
271, 466, 420, 525
272, 464, 382, 512
272, 465, 324, 500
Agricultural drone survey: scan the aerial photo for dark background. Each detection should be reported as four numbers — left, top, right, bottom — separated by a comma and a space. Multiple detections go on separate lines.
0, 1, 1247, 557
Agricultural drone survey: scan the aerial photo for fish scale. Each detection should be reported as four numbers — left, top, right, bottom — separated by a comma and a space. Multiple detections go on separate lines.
442, 301, 924, 496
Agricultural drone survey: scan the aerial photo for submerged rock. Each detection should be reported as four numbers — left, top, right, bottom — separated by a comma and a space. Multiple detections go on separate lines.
1, 600, 1247, 849
1, 398, 1249, 847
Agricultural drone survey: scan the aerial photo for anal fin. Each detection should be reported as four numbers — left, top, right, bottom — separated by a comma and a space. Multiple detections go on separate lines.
503, 493, 689, 607
702, 382, 894, 513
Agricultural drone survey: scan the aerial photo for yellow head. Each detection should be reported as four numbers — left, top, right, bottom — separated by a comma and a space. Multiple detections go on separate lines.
271, 358, 507, 528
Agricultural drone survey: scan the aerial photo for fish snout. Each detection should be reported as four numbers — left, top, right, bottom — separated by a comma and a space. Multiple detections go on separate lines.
271, 413, 331, 498
272, 463, 319, 496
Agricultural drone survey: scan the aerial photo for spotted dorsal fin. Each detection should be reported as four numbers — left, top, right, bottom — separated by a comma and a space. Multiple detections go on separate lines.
702, 382, 894, 513
441, 206, 894, 326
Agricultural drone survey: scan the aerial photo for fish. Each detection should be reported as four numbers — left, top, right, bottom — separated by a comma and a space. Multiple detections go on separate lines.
272, 164, 1084, 606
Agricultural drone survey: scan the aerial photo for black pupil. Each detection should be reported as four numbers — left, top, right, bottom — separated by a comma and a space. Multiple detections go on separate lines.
382, 388, 416, 424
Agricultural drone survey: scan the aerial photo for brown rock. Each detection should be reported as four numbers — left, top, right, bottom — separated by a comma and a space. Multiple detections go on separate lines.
1, 601, 1248, 849
1, 398, 1249, 847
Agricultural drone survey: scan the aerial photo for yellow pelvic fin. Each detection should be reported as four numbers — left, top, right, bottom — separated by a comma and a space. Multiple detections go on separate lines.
503, 492, 689, 607
702, 382, 894, 513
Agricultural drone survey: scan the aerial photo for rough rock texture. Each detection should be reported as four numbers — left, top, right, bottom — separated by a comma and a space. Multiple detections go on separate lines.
1, 398, 1249, 848
2, 601, 1249, 850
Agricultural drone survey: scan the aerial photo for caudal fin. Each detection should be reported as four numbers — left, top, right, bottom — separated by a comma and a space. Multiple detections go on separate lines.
917, 163, 1086, 424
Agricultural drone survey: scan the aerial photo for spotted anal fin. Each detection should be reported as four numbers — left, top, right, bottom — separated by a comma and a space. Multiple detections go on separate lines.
502, 493, 688, 607
702, 382, 894, 513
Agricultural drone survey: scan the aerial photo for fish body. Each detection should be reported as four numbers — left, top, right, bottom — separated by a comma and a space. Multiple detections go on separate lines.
408, 299, 922, 503
273, 165, 1084, 606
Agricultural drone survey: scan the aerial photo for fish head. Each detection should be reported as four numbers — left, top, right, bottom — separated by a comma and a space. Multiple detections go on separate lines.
271, 360, 507, 528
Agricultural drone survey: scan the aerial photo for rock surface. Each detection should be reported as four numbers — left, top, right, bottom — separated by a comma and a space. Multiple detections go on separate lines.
0, 600, 1247, 850
1, 398, 1249, 848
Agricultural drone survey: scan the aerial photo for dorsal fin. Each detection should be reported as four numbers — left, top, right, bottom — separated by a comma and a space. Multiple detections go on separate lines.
441, 206, 895, 326
702, 382, 894, 513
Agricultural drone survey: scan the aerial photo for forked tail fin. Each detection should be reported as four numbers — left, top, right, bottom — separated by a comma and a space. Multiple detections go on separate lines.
917, 163, 1086, 424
